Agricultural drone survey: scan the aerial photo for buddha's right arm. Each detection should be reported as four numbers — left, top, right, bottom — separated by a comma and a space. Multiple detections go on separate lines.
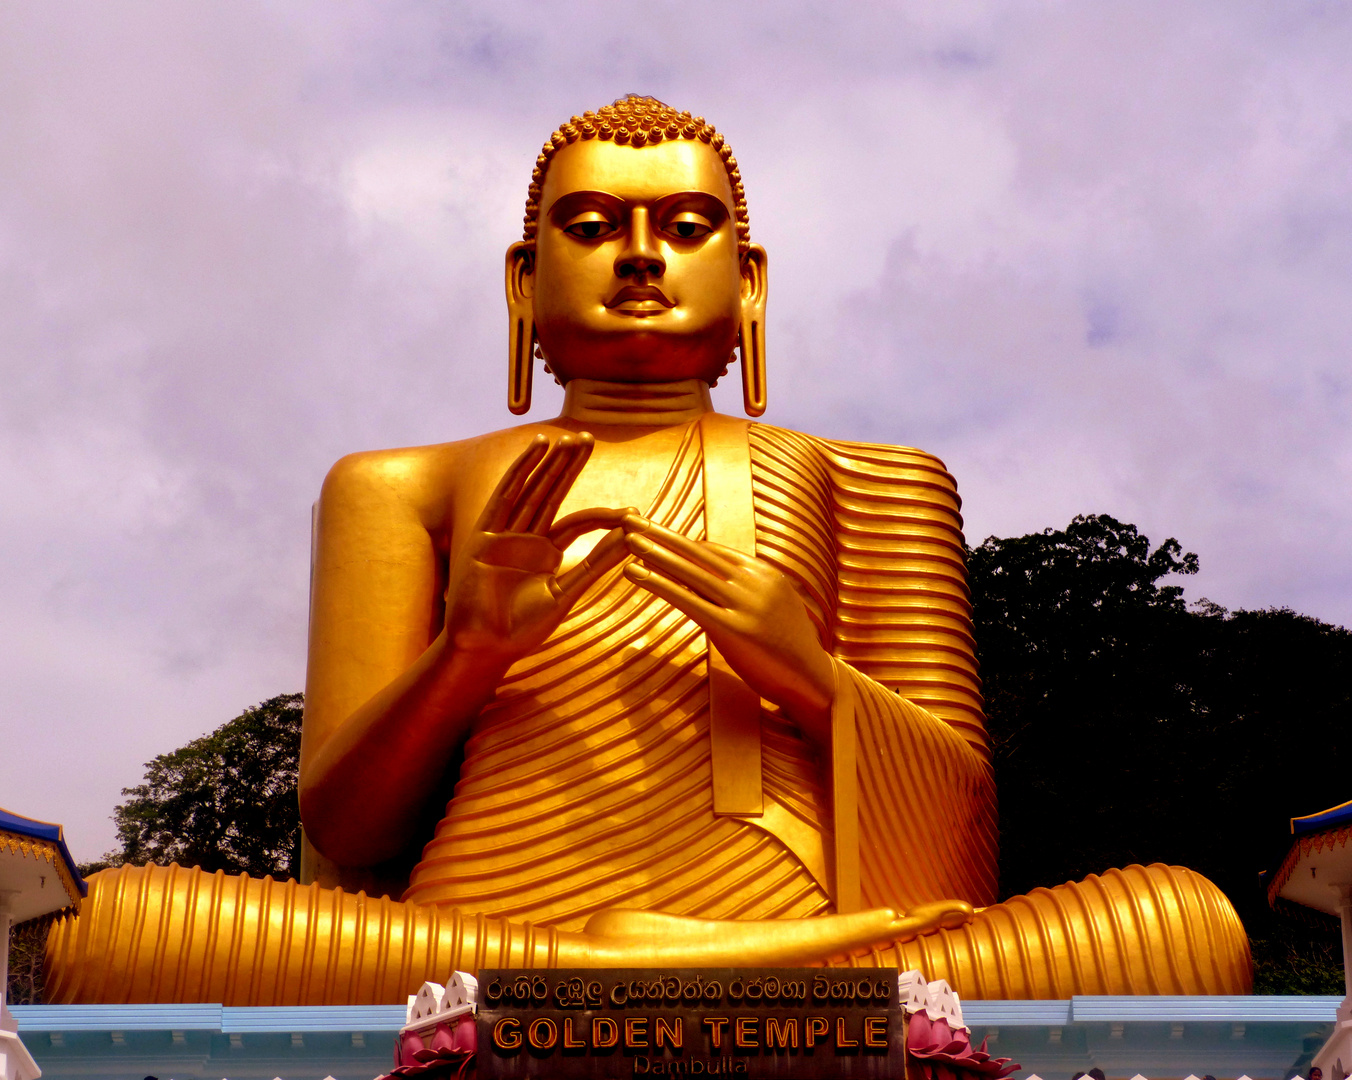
299, 450, 507, 868
301, 629, 512, 867
46, 863, 975, 1005
300, 435, 623, 868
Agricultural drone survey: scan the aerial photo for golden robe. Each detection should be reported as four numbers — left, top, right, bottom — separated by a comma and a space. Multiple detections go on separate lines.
403, 419, 994, 924
44, 419, 1250, 1004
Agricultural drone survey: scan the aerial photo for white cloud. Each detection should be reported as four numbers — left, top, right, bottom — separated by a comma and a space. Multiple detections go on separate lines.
1, 1, 1348, 857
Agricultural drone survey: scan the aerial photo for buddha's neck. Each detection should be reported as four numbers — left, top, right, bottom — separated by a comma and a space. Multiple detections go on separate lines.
560, 378, 713, 426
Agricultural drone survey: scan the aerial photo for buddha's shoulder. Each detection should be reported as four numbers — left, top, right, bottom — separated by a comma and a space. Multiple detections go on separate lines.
318, 424, 562, 509
750, 421, 959, 489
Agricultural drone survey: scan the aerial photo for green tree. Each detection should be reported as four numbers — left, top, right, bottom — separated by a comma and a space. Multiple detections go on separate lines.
110, 692, 304, 878
5, 913, 57, 1006
969, 514, 1352, 993
6, 696, 303, 1006
969, 514, 1201, 896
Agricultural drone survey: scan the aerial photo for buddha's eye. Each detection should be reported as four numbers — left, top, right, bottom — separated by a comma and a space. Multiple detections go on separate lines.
665, 215, 712, 240
563, 215, 616, 240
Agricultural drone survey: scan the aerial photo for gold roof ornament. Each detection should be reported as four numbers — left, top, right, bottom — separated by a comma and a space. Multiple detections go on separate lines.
0, 807, 85, 925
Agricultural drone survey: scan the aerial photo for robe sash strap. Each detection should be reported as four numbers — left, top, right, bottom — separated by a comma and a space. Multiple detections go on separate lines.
829, 658, 861, 913
698, 413, 860, 911
699, 412, 763, 817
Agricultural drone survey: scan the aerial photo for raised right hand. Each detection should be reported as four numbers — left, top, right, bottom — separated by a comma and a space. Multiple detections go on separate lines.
444, 432, 632, 665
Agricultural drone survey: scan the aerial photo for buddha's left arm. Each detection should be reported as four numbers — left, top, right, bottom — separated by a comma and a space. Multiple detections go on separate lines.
623, 514, 837, 742
821, 436, 998, 907
622, 513, 998, 909
829, 658, 998, 909
622, 434, 999, 909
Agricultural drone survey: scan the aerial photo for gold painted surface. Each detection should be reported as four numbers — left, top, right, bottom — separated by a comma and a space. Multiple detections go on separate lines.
45, 864, 971, 1005
702, 413, 764, 818
45, 863, 1247, 1005
46, 95, 1251, 1002
403, 420, 827, 923
884, 864, 1253, 997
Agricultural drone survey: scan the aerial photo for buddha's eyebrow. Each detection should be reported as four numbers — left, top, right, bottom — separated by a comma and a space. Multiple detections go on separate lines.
651, 191, 730, 220
547, 190, 624, 221
547, 189, 731, 221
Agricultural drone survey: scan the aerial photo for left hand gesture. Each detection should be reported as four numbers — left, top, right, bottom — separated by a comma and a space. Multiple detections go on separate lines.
622, 513, 835, 741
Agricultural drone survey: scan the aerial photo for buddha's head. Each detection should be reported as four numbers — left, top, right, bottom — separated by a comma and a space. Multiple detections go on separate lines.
506, 96, 767, 415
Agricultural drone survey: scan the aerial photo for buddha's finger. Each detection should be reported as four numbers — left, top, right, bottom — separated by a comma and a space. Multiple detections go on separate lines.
505, 435, 583, 533
475, 533, 563, 574
622, 513, 737, 575
548, 506, 636, 550
623, 562, 727, 631
625, 533, 735, 606
890, 899, 974, 943
702, 539, 756, 568
553, 527, 630, 602
528, 432, 595, 534
477, 435, 549, 532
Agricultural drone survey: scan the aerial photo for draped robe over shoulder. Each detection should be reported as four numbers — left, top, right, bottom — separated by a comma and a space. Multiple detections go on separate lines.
44, 416, 1254, 1005
403, 418, 999, 923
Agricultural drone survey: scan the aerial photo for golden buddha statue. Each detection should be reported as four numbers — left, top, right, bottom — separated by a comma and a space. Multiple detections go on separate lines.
45, 96, 1251, 1006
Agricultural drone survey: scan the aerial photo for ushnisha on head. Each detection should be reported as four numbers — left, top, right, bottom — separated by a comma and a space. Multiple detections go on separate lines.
506, 95, 767, 417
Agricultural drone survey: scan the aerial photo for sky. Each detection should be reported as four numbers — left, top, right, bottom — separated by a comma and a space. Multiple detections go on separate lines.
2, 2, 1350, 862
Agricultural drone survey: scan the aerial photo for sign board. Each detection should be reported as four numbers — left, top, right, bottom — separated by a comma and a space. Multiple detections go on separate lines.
476, 968, 904, 1080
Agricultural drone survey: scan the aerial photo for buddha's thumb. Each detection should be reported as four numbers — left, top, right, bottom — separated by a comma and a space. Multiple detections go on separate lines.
893, 899, 975, 941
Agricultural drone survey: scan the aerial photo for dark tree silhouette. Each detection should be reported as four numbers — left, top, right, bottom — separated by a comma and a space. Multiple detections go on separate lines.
15, 516, 1348, 1003
8, 695, 303, 1005
110, 692, 303, 878
970, 514, 1352, 993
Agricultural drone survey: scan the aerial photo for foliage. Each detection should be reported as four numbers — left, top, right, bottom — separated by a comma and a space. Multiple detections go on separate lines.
1250, 905, 1345, 995
4, 914, 56, 1006
12, 514, 1349, 1001
4, 691, 300, 1007
970, 514, 1352, 992
109, 692, 304, 878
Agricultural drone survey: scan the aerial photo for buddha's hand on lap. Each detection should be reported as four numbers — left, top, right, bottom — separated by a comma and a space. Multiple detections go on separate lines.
621, 514, 836, 736
445, 433, 632, 665
574, 902, 974, 966
891, 899, 977, 940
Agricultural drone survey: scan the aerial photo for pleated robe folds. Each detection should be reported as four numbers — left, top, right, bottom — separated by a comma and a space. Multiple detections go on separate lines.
46, 419, 1253, 1004
402, 418, 999, 923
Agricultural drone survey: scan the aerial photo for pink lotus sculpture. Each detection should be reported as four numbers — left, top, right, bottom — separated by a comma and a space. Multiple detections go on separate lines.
378, 1013, 477, 1079
906, 1010, 1018, 1080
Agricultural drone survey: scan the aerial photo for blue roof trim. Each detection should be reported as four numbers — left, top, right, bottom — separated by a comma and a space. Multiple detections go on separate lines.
10, 1004, 404, 1033
1071, 995, 1341, 1022
13, 997, 1341, 1033
962, 1001, 1072, 1026
0, 806, 87, 898
0, 808, 62, 844
10, 1005, 224, 1031
223, 1006, 408, 1032
1291, 799, 1352, 837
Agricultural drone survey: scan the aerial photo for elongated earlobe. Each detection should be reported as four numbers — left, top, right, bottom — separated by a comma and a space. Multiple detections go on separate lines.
739, 244, 768, 417
739, 318, 766, 417
509, 313, 534, 415
505, 242, 535, 415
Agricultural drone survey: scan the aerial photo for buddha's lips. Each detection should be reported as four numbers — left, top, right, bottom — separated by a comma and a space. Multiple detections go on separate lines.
606, 285, 674, 311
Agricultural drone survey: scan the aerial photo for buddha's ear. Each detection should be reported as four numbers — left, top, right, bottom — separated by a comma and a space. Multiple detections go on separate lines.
505, 242, 536, 416
738, 244, 768, 417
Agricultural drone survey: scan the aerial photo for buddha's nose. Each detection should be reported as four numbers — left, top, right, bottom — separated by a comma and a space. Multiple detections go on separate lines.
615, 207, 665, 279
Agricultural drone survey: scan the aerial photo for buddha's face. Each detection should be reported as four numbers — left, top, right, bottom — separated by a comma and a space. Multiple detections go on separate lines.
518, 137, 761, 385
